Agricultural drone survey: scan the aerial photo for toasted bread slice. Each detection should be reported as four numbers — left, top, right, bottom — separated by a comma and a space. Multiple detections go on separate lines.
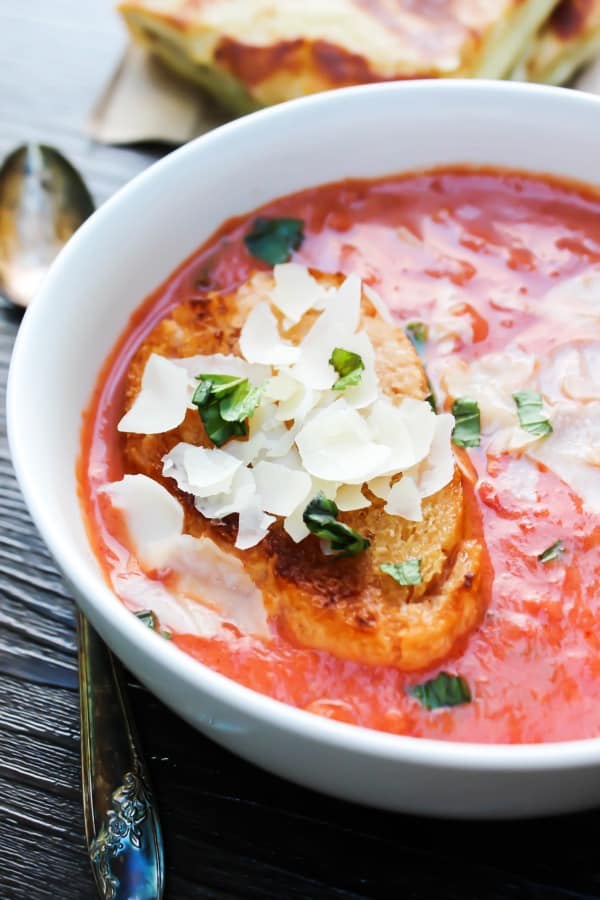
118, 0, 559, 114
512, 0, 600, 84
122, 271, 486, 670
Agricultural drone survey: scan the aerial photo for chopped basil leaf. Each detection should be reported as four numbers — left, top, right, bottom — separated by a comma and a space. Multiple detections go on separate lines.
329, 347, 364, 391
380, 558, 422, 586
303, 492, 370, 556
193, 373, 262, 446
219, 381, 263, 422
135, 610, 156, 630
513, 390, 553, 438
452, 397, 481, 448
405, 321, 429, 351
244, 217, 304, 265
538, 540, 564, 564
408, 672, 471, 711
160, 630, 173, 640
204, 374, 245, 396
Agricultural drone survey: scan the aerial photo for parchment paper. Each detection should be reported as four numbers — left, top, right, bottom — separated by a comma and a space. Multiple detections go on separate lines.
88, 43, 600, 147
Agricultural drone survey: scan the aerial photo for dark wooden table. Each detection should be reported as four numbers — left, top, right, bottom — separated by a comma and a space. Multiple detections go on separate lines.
3, 4, 600, 899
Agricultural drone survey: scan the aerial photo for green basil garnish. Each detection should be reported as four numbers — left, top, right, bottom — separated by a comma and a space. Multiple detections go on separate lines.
219, 380, 263, 422
135, 610, 156, 630
538, 540, 564, 564
380, 559, 422, 586
329, 347, 365, 391
192, 373, 262, 447
513, 390, 553, 438
451, 397, 481, 448
244, 217, 304, 265
303, 492, 370, 556
405, 321, 429, 351
408, 672, 471, 711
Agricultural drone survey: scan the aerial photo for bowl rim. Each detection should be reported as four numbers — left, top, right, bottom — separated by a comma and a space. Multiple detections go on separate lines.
9, 78, 600, 772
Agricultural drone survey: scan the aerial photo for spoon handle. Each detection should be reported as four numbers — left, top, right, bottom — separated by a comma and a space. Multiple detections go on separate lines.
78, 612, 165, 900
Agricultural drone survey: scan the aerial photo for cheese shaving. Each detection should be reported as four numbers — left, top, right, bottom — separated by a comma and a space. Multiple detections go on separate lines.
118, 354, 190, 434
272, 263, 324, 324
385, 476, 422, 521
253, 460, 312, 516
240, 301, 300, 366
163, 443, 241, 497
103, 474, 269, 636
296, 399, 390, 483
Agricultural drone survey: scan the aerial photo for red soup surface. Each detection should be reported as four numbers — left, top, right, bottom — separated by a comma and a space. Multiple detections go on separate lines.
79, 168, 600, 744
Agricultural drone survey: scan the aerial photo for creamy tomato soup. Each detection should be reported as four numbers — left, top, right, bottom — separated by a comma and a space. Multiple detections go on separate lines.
79, 168, 600, 743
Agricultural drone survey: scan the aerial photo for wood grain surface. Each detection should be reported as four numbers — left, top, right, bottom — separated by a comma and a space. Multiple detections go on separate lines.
3, 3, 600, 899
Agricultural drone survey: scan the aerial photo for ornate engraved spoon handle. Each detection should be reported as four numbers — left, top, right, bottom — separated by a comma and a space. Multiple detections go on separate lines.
78, 612, 165, 900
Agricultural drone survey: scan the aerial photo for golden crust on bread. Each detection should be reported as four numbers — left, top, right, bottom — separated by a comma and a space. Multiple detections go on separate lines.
121, 271, 486, 670
512, 0, 600, 84
118, 0, 559, 113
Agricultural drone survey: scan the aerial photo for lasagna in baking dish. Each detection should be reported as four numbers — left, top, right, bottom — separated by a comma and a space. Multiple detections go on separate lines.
118, 0, 560, 112
513, 0, 600, 84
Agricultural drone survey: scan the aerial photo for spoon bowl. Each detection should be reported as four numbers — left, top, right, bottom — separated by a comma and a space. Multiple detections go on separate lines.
0, 143, 94, 307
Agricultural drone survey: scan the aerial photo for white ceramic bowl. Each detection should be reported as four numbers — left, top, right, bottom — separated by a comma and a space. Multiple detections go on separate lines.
8, 80, 600, 819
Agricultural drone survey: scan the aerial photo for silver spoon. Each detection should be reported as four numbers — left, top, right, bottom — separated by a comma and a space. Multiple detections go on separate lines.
0, 143, 94, 307
0, 143, 165, 899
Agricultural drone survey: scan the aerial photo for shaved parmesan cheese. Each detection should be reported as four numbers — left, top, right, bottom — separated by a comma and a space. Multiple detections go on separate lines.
368, 476, 392, 500
194, 466, 256, 519
169, 534, 269, 635
102, 474, 183, 565
385, 476, 422, 521
289, 275, 362, 390
253, 460, 311, 516
112, 568, 220, 636
410, 413, 456, 499
163, 443, 241, 497
487, 424, 541, 456
103, 475, 269, 636
224, 430, 267, 465
118, 354, 189, 434
311, 478, 341, 500
290, 315, 341, 391
264, 372, 298, 402
264, 424, 299, 459
236, 501, 276, 550
283, 502, 310, 543
337, 330, 379, 410
274, 378, 320, 422
296, 399, 389, 483
283, 476, 340, 542
336, 483, 371, 511
527, 402, 600, 514
544, 267, 600, 325
367, 398, 435, 473
240, 301, 299, 366
272, 263, 324, 325
336, 274, 362, 331
539, 342, 600, 404
441, 348, 536, 432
